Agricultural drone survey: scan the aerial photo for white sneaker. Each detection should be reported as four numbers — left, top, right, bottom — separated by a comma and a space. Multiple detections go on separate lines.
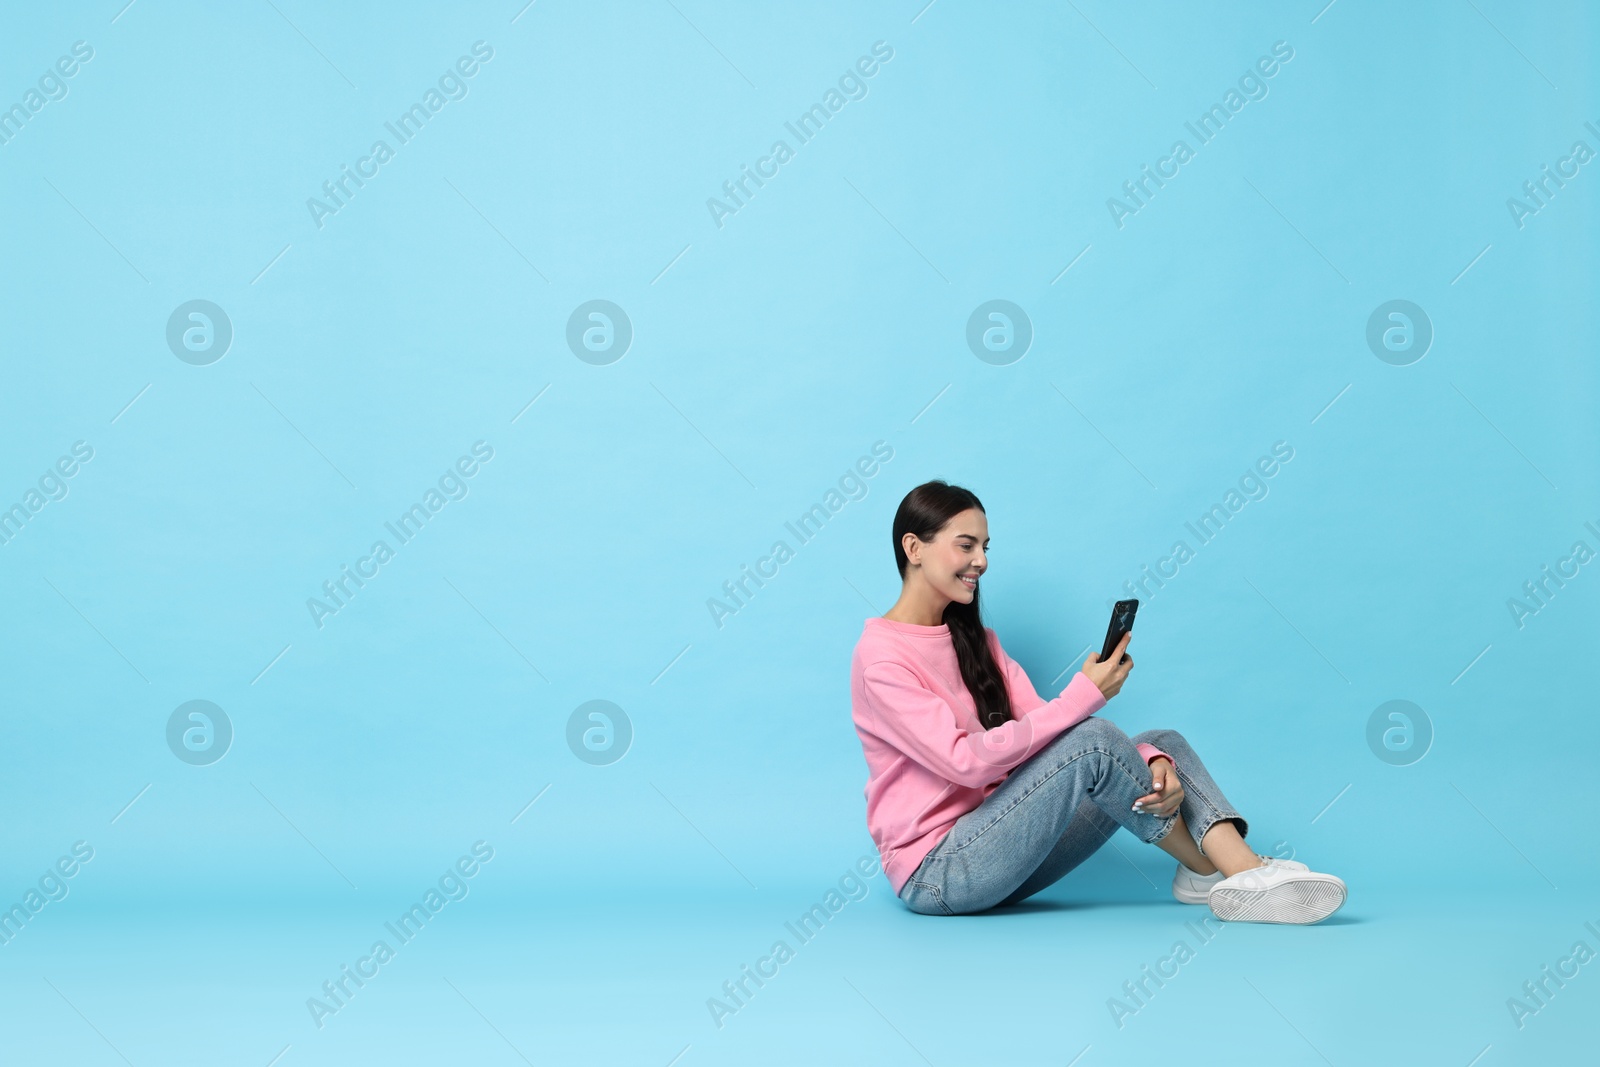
1207, 860, 1347, 924
1171, 856, 1307, 904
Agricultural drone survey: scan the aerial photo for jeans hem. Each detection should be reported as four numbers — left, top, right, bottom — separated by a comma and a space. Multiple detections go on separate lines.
1145, 809, 1181, 847
1166, 759, 1246, 856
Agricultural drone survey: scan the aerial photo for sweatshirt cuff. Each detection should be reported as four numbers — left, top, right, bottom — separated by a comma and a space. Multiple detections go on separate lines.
1062, 670, 1108, 716
1136, 742, 1174, 770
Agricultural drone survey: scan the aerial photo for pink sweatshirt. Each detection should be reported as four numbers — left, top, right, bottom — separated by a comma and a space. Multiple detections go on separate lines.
850, 616, 1173, 895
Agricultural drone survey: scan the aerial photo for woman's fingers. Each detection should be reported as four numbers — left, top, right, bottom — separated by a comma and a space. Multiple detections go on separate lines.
1156, 785, 1184, 816
1136, 797, 1182, 817
1134, 764, 1184, 815
1133, 763, 1163, 809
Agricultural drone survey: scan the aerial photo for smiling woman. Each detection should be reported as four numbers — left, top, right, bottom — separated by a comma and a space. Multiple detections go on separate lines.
848, 479, 1349, 925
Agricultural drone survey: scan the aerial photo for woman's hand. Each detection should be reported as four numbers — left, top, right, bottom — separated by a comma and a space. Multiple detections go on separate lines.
1081, 631, 1134, 699
1133, 756, 1183, 817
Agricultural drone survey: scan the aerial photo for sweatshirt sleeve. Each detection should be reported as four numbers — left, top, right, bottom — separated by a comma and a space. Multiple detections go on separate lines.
858, 658, 1107, 790
1135, 742, 1176, 771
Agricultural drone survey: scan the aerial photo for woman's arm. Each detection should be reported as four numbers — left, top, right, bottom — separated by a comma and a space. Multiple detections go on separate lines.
858, 658, 1107, 789
988, 629, 1176, 771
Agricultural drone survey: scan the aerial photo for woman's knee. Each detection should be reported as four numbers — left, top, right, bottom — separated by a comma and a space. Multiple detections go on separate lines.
1048, 717, 1148, 779
1137, 727, 1190, 753
1053, 717, 1155, 773
1064, 716, 1130, 747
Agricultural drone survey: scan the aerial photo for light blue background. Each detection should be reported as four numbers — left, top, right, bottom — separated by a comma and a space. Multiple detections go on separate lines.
2, 1, 1597, 1064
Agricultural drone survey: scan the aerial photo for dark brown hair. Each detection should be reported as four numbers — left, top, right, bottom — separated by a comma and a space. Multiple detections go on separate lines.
891, 480, 1012, 729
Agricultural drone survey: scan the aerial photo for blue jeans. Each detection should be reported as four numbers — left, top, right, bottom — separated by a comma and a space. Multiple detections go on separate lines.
897, 718, 1249, 915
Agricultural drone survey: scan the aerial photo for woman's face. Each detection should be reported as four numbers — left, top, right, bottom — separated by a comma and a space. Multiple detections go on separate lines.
914, 507, 989, 604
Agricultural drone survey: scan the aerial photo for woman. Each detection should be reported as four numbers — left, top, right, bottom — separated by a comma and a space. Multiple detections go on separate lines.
850, 480, 1346, 922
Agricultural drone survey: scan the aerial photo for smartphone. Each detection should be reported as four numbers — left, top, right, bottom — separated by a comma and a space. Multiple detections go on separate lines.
1098, 599, 1138, 665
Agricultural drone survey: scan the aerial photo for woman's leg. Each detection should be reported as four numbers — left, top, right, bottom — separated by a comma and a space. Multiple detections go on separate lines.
994, 798, 1119, 907
1153, 812, 1216, 873
997, 725, 1262, 907
897, 716, 1181, 915
1152, 813, 1264, 876
1131, 728, 1265, 877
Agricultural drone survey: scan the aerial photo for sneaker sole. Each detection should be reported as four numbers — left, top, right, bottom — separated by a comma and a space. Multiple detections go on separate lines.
1208, 877, 1346, 924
